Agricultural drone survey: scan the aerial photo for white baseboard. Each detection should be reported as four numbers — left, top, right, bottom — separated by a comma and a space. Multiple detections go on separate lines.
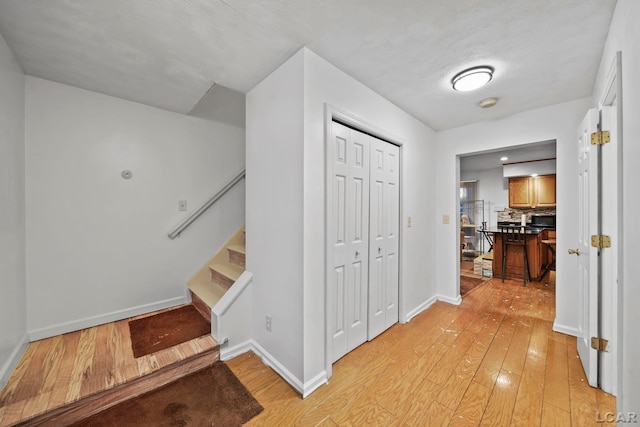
303, 370, 328, 398
404, 296, 438, 323
221, 339, 327, 398
0, 334, 28, 389
552, 320, 578, 337
220, 339, 253, 361
250, 340, 304, 395
438, 293, 462, 306
28, 296, 188, 341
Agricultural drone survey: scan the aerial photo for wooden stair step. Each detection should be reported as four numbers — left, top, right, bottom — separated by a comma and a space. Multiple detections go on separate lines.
16, 340, 220, 427
209, 262, 244, 290
188, 280, 227, 315
227, 244, 246, 267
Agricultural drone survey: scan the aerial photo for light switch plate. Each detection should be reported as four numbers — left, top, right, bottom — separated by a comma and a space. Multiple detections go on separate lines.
443, 215, 450, 224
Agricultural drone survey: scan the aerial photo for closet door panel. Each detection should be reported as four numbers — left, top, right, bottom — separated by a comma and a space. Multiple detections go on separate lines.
330, 122, 370, 362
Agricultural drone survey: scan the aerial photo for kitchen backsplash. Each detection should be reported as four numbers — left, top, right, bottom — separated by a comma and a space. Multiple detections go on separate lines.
497, 207, 556, 223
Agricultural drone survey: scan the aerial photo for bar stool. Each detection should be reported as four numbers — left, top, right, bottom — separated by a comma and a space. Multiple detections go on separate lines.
500, 225, 530, 286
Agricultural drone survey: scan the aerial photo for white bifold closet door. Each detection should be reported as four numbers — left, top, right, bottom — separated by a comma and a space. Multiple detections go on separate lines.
368, 137, 400, 339
330, 121, 399, 363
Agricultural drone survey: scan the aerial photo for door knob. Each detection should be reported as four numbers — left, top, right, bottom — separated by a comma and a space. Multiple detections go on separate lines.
568, 248, 581, 255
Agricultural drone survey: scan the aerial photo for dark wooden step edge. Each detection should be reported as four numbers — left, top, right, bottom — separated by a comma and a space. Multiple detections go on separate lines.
190, 290, 212, 323
18, 346, 220, 427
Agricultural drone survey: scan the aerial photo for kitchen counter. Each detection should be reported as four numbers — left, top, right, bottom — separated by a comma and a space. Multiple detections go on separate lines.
488, 228, 555, 281
484, 226, 546, 235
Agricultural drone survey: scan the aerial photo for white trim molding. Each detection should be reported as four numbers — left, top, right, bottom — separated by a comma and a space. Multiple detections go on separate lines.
220, 339, 253, 361
438, 294, 463, 306
0, 334, 29, 389
404, 296, 438, 323
28, 296, 187, 341
552, 320, 578, 337
251, 340, 304, 395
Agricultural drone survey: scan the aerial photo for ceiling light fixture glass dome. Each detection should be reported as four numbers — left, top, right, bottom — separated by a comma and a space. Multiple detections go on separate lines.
452, 66, 494, 91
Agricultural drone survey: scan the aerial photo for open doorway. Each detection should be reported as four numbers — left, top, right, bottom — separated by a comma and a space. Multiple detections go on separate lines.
458, 140, 557, 297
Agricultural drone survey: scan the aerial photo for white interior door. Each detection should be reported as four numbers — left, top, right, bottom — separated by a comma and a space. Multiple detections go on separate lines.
368, 137, 400, 340
330, 122, 370, 362
576, 108, 599, 387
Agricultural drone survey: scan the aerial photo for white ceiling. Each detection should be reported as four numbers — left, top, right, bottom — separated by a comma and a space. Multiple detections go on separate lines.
0, 0, 617, 130
460, 140, 556, 173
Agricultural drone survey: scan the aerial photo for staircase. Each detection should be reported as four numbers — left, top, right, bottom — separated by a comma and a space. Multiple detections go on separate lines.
188, 226, 246, 323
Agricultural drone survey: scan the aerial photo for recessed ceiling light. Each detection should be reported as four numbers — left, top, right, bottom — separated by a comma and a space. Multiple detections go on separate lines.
452, 66, 494, 91
500, 156, 509, 161
531, 173, 539, 177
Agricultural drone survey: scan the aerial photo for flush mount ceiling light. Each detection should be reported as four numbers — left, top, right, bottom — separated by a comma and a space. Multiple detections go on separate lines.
452, 66, 494, 91
500, 156, 509, 161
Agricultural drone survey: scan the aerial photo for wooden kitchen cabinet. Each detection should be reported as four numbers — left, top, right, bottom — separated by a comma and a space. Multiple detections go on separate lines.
508, 174, 556, 208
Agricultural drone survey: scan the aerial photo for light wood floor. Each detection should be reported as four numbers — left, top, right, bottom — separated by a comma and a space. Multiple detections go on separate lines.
227, 276, 616, 426
0, 307, 217, 427
0, 277, 615, 426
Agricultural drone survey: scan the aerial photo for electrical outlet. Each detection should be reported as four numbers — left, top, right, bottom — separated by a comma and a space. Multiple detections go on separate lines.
265, 315, 272, 332
178, 200, 187, 211
443, 214, 450, 224
407, 216, 412, 227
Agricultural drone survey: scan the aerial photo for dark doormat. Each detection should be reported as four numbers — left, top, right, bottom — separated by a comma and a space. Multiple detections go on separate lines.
460, 276, 487, 296
70, 362, 263, 427
129, 305, 211, 358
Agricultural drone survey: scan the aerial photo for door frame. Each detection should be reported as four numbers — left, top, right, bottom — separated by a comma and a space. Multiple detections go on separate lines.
324, 104, 404, 379
594, 52, 622, 395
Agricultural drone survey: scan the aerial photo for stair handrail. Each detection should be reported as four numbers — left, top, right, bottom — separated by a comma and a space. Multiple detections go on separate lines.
168, 168, 245, 240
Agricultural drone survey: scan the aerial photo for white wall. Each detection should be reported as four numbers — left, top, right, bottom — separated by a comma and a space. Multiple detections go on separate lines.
25, 77, 245, 339
460, 167, 508, 230
436, 98, 591, 333
593, 0, 640, 414
247, 47, 437, 393
303, 49, 437, 386
246, 50, 305, 384
0, 31, 27, 386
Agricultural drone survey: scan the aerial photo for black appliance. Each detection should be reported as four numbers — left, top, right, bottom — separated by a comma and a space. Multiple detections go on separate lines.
530, 214, 556, 230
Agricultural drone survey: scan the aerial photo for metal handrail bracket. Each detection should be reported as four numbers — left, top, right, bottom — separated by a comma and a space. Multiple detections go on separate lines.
168, 168, 245, 240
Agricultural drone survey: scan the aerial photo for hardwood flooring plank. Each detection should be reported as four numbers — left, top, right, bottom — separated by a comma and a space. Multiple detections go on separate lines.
567, 338, 602, 427
46, 331, 81, 411
449, 380, 492, 427
511, 354, 546, 426
81, 323, 116, 398
11, 338, 53, 403
419, 399, 454, 426
65, 327, 97, 403
479, 368, 521, 427
0, 340, 38, 406
40, 335, 65, 395
543, 336, 570, 411
541, 402, 571, 427
427, 329, 478, 385
436, 337, 489, 411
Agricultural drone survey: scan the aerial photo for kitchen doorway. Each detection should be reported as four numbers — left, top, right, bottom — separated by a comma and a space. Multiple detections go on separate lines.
458, 141, 557, 297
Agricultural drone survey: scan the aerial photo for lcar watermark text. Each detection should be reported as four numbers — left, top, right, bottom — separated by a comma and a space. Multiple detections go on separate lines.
597, 412, 638, 423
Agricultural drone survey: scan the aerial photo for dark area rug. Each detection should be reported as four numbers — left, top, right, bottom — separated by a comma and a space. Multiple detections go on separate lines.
460, 276, 487, 296
70, 362, 263, 427
129, 305, 210, 358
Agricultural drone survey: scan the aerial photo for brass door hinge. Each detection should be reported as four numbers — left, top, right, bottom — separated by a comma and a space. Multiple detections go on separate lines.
591, 337, 609, 352
591, 130, 610, 145
591, 235, 612, 248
